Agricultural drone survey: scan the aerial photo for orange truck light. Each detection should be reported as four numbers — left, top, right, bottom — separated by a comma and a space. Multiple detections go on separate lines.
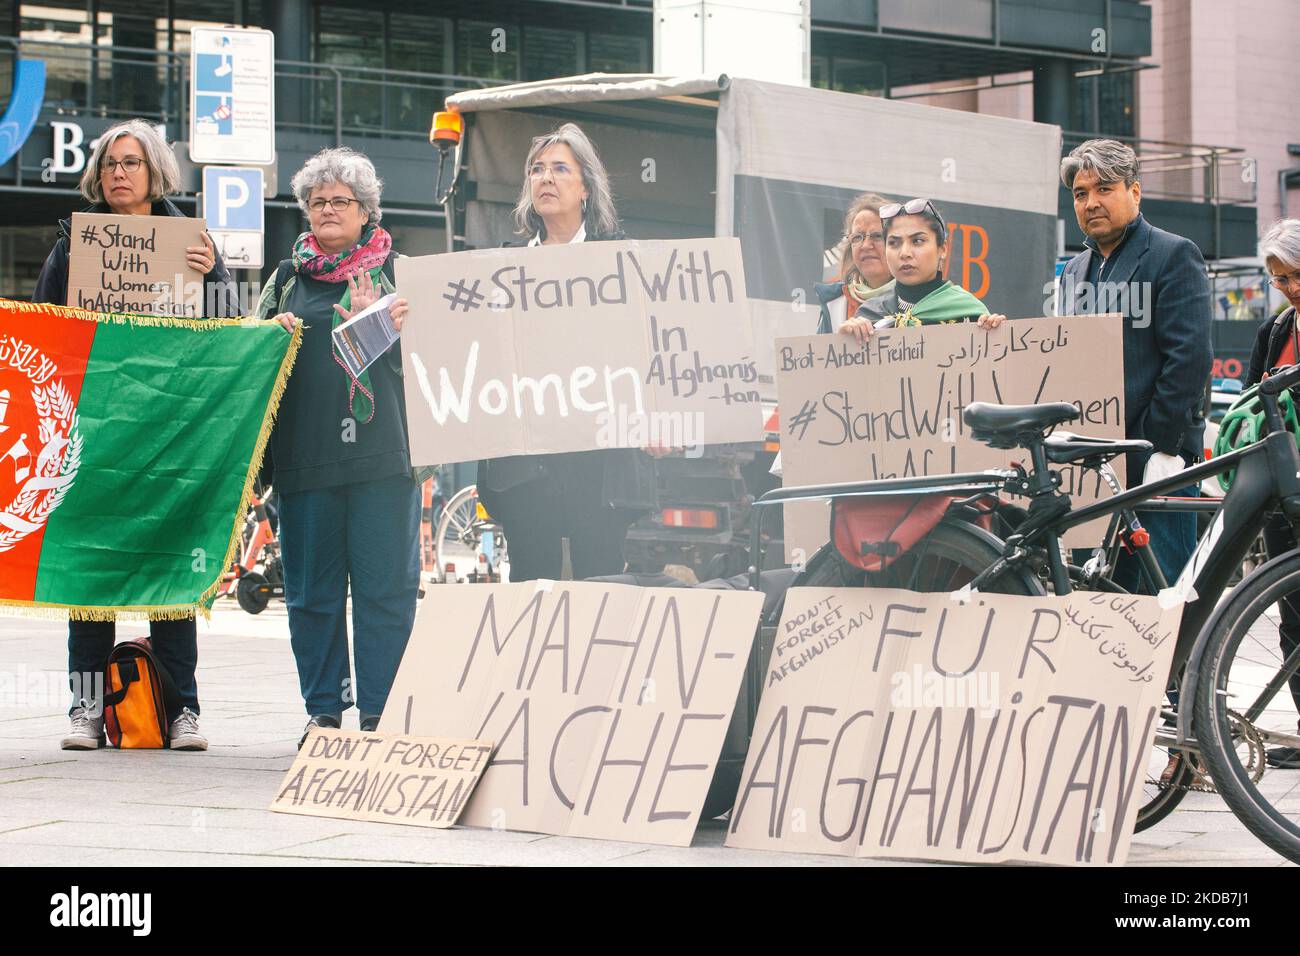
661, 508, 719, 529
430, 110, 463, 148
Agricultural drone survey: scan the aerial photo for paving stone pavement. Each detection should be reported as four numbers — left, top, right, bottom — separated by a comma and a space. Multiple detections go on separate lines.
0, 601, 1294, 867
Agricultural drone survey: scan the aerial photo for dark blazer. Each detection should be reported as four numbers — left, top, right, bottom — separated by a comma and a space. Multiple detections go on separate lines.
1058, 213, 1212, 460
1246, 306, 1298, 388
33, 197, 239, 316
475, 229, 658, 512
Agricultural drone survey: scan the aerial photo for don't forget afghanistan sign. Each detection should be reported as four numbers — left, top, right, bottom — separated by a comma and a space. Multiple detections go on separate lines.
396, 238, 765, 464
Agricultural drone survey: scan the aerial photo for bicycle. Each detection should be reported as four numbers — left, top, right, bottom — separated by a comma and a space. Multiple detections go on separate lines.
432, 483, 509, 583
747, 364, 1300, 862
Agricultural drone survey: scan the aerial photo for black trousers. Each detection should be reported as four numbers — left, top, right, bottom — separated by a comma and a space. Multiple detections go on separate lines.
484, 474, 635, 583
67, 618, 199, 721
1262, 515, 1300, 720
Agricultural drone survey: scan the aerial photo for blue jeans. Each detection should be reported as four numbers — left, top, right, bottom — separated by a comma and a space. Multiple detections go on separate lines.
279, 473, 421, 717
67, 618, 199, 721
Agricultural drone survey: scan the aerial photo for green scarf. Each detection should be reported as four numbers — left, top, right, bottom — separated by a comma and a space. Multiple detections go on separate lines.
891, 280, 989, 326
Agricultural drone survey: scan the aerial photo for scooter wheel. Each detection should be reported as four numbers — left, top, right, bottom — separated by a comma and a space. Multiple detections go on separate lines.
237, 572, 271, 615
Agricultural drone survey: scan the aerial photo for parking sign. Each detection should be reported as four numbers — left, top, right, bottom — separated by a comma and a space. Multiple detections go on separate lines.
203, 166, 264, 269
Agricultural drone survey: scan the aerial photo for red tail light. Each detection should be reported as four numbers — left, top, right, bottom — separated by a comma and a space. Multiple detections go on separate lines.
661, 508, 719, 529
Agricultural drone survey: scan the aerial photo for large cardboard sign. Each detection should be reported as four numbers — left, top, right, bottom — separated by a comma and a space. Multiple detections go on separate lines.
269, 729, 492, 829
380, 581, 763, 846
67, 213, 203, 317
397, 238, 764, 466
725, 587, 1183, 865
776, 315, 1126, 559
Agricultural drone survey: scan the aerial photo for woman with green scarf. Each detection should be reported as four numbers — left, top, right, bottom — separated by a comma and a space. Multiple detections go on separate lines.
842, 198, 1006, 338
257, 147, 418, 748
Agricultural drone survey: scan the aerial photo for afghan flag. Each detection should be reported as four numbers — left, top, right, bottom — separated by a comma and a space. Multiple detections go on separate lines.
0, 299, 300, 620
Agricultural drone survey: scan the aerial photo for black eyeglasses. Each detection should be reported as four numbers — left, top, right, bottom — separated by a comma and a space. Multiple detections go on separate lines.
879, 198, 947, 241
307, 197, 360, 213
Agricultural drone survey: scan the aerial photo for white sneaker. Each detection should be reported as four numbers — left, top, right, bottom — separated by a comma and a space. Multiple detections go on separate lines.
61, 700, 103, 750
169, 708, 208, 751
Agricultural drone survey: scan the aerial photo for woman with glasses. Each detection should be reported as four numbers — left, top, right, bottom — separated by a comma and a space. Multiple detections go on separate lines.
257, 147, 418, 748
841, 197, 1006, 337
33, 118, 237, 753
475, 122, 659, 583
1243, 218, 1300, 769
815, 192, 896, 342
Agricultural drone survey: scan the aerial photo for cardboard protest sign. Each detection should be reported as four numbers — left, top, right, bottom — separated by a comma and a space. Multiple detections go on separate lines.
396, 238, 764, 465
725, 587, 1183, 865
67, 213, 204, 317
269, 729, 493, 828
776, 315, 1125, 560
380, 581, 763, 846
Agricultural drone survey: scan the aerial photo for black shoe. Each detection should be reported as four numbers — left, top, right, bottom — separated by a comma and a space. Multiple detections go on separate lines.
359, 713, 380, 733
298, 714, 341, 750
1266, 745, 1300, 769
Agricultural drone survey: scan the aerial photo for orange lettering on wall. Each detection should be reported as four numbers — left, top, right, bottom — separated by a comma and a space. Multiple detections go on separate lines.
961, 224, 990, 299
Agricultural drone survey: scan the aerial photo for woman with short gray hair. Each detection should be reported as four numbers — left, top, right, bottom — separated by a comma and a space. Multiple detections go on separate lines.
256, 146, 419, 748
1244, 217, 1300, 770
34, 117, 238, 754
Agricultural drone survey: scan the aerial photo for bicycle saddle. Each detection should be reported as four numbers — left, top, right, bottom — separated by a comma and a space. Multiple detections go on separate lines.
1043, 431, 1152, 465
963, 402, 1080, 448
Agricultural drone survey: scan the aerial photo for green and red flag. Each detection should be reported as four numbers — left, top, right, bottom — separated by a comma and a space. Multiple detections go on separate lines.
0, 298, 300, 619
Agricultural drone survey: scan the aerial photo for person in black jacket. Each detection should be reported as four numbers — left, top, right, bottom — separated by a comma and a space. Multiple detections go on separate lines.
1244, 218, 1300, 768
34, 118, 237, 753
258, 147, 417, 748
476, 122, 658, 582
1057, 138, 1213, 590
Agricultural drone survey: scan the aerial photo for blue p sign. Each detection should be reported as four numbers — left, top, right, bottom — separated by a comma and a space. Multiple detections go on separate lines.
202, 166, 264, 232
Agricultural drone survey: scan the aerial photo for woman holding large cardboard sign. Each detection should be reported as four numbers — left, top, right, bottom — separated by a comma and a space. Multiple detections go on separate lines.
257, 147, 418, 749
476, 122, 658, 583
33, 118, 238, 753
839, 198, 1006, 342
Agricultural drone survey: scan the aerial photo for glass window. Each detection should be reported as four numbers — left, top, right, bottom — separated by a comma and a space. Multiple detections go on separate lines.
811, 54, 829, 90
95, 1, 168, 121
523, 26, 583, 82
831, 57, 884, 96
20, 2, 93, 113
316, 4, 383, 131
456, 19, 518, 82
1073, 71, 1135, 138
587, 32, 647, 73
171, 0, 239, 53
389, 13, 451, 134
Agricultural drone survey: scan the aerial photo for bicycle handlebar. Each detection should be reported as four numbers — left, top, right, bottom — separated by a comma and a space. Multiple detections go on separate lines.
1258, 363, 1300, 438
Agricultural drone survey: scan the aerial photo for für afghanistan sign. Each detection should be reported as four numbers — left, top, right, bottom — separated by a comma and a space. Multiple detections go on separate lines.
396, 238, 764, 465
725, 587, 1182, 866
776, 314, 1126, 559
380, 581, 763, 846
67, 213, 203, 317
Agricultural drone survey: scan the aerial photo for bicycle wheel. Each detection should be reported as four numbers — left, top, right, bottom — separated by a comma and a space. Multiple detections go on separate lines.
433, 485, 482, 581
797, 516, 1043, 595
1193, 549, 1300, 863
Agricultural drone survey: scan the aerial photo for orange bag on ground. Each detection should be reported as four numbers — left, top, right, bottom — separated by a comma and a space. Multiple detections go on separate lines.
102, 638, 179, 749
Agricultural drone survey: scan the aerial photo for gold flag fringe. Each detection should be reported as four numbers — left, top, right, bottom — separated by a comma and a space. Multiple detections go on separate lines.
0, 296, 272, 331
0, 299, 304, 622
196, 318, 303, 611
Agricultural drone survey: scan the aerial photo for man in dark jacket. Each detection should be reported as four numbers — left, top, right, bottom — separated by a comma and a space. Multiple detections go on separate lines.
1057, 138, 1213, 589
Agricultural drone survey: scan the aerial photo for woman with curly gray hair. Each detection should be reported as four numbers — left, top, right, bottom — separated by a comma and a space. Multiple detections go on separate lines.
478, 122, 659, 583
255, 146, 418, 747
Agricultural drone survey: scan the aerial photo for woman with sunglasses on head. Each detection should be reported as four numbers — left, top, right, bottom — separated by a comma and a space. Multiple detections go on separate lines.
815, 192, 895, 335
839, 198, 1006, 343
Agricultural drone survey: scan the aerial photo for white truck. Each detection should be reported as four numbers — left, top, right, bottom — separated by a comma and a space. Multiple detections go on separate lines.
434, 73, 1062, 579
